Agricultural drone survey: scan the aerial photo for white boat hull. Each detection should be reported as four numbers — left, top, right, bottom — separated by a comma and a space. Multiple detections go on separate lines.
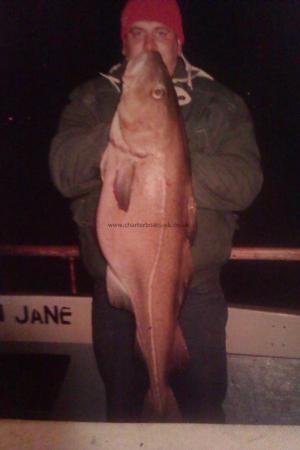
1, 295, 300, 424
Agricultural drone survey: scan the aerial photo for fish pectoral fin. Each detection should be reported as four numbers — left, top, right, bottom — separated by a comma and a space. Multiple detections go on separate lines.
171, 325, 190, 372
106, 266, 132, 311
113, 160, 136, 211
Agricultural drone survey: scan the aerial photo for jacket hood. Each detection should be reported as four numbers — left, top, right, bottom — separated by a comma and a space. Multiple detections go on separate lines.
99, 54, 213, 106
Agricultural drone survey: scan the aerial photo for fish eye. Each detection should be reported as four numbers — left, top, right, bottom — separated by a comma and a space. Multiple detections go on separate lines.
152, 87, 166, 100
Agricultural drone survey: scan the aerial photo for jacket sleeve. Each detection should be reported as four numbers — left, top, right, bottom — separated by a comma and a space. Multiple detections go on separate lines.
191, 92, 263, 212
49, 81, 112, 199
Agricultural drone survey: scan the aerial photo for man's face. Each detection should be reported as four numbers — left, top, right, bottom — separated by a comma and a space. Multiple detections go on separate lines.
122, 21, 181, 76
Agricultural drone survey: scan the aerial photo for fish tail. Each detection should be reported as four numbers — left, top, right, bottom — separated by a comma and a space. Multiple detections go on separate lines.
142, 386, 181, 421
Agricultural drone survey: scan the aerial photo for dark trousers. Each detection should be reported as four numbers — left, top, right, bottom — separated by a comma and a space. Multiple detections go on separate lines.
92, 279, 228, 423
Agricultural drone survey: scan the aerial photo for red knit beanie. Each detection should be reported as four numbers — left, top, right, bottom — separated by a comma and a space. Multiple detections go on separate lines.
121, 0, 185, 45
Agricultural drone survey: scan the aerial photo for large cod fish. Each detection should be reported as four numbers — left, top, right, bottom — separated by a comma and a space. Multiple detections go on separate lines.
96, 51, 197, 420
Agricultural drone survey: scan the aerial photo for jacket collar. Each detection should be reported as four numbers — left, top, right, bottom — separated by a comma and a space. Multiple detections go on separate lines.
99, 54, 213, 106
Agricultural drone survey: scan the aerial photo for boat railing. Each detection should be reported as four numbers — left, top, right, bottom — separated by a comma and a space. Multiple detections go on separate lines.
0, 245, 300, 295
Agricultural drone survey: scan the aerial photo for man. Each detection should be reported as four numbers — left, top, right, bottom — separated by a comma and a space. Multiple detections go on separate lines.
50, 0, 263, 422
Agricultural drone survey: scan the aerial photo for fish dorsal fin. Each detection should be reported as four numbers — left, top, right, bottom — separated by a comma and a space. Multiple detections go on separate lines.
170, 325, 190, 372
113, 160, 136, 211
186, 192, 197, 243
106, 266, 132, 312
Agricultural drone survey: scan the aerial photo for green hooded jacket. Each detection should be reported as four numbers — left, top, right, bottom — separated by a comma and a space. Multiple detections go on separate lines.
49, 56, 263, 288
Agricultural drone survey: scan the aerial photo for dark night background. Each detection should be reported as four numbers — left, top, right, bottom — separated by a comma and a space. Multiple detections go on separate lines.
1, 1, 299, 306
